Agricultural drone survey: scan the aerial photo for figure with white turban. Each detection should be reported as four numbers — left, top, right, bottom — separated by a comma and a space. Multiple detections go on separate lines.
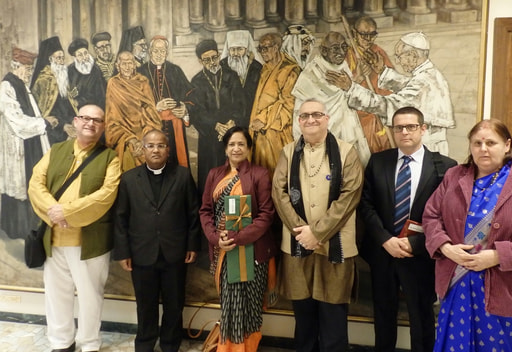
281, 25, 316, 69
333, 32, 455, 155
220, 30, 262, 126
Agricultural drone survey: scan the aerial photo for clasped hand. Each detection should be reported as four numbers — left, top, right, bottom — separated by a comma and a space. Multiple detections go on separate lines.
294, 225, 322, 251
47, 204, 69, 228
440, 243, 499, 271
382, 236, 413, 258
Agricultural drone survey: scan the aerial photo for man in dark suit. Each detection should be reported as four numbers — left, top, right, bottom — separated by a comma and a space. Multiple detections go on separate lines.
113, 129, 201, 352
359, 106, 457, 352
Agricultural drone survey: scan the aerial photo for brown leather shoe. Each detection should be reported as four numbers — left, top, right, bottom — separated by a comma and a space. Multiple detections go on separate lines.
51, 341, 76, 352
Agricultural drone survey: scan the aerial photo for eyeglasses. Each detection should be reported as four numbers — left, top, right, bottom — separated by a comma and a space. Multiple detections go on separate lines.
144, 143, 168, 150
95, 43, 111, 51
299, 112, 326, 120
354, 29, 378, 40
201, 55, 219, 64
76, 115, 104, 124
392, 124, 421, 133
322, 43, 348, 54
257, 44, 275, 53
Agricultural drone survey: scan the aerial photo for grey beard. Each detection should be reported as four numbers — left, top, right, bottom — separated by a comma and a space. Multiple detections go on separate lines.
228, 55, 249, 83
135, 50, 147, 63
208, 64, 221, 75
74, 56, 95, 75
50, 62, 69, 98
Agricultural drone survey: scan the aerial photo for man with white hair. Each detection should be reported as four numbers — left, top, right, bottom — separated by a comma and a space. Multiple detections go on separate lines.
0, 47, 50, 239
281, 25, 316, 69
220, 30, 262, 125
334, 32, 455, 155
32, 36, 77, 144
68, 38, 107, 111
292, 31, 371, 166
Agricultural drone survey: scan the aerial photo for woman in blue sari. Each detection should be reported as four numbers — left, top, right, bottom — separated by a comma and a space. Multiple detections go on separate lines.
423, 119, 512, 351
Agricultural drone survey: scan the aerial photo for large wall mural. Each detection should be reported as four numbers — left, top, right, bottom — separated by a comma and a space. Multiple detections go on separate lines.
0, 0, 485, 320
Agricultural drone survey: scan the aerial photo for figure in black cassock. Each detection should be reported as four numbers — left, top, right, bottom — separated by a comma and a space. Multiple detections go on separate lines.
139, 35, 195, 168
219, 30, 262, 127
67, 38, 107, 110
0, 47, 50, 239
189, 39, 245, 194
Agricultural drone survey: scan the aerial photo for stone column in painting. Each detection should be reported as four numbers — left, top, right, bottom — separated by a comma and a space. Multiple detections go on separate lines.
438, 0, 478, 23
284, 0, 306, 25
364, 0, 393, 28
205, 0, 228, 43
246, 0, 275, 38
399, 0, 437, 25
189, 0, 204, 26
317, 0, 343, 32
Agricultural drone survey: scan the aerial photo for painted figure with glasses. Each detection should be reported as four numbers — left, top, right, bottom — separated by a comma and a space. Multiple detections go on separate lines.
200, 126, 277, 352
91, 32, 116, 82
359, 106, 456, 352
333, 32, 455, 155
423, 119, 512, 351
272, 99, 363, 352
140, 35, 195, 168
118, 26, 148, 67
28, 104, 121, 352
344, 16, 394, 153
105, 51, 162, 172
292, 31, 371, 165
249, 32, 301, 178
114, 129, 201, 352
190, 39, 245, 194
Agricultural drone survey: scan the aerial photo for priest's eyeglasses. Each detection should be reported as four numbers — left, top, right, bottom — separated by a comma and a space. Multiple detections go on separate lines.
144, 143, 168, 150
201, 55, 219, 64
76, 115, 105, 124
299, 112, 326, 120
392, 124, 420, 133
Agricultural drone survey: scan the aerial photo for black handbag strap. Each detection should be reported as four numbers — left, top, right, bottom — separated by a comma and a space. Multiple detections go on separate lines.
53, 144, 107, 201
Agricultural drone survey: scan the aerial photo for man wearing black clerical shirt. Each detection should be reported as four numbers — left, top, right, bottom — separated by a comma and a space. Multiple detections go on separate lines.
113, 129, 201, 352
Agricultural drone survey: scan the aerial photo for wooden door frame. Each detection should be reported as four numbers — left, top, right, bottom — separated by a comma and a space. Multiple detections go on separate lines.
490, 18, 512, 126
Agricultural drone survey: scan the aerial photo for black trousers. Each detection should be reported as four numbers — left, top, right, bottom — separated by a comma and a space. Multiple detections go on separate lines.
369, 253, 436, 352
131, 253, 187, 352
292, 297, 349, 352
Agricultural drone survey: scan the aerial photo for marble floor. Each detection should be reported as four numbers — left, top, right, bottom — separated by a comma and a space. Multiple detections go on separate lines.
0, 319, 385, 352
0, 320, 295, 352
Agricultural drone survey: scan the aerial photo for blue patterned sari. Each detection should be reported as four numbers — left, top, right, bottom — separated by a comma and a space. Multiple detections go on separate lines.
434, 163, 512, 352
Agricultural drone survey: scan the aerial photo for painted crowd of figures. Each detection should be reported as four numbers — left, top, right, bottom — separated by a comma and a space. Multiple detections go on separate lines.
0, 17, 456, 241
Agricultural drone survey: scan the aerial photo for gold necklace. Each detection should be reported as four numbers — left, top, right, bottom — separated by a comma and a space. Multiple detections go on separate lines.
307, 156, 324, 177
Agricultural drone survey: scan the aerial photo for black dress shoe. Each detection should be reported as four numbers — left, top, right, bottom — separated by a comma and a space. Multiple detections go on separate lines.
51, 341, 76, 352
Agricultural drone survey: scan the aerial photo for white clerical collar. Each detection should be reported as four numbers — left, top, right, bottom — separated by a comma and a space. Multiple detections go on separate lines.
146, 164, 166, 175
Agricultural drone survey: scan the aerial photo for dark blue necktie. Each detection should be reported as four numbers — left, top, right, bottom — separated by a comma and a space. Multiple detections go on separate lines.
394, 156, 412, 235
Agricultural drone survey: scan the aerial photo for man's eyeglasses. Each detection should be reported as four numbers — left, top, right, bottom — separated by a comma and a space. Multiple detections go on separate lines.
257, 44, 275, 53
95, 43, 111, 51
322, 43, 348, 54
144, 143, 168, 150
76, 115, 104, 124
392, 124, 421, 133
299, 112, 326, 120
201, 55, 219, 64
354, 29, 378, 40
